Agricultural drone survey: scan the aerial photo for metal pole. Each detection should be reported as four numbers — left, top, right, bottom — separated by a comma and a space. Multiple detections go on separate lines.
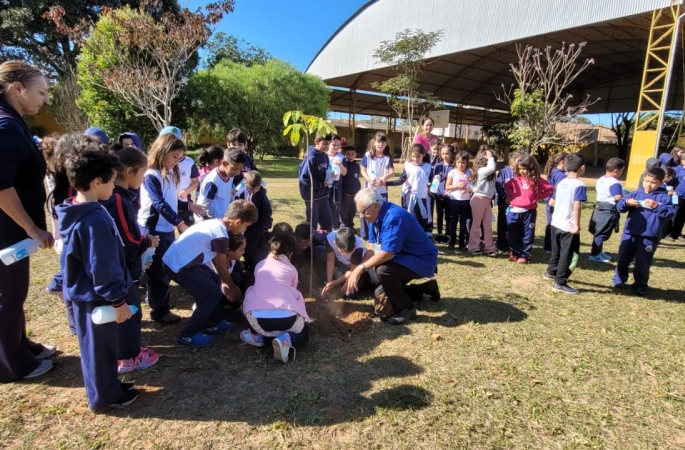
655, 10, 685, 155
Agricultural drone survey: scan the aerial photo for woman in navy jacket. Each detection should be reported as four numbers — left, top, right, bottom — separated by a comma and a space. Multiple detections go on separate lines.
0, 61, 55, 381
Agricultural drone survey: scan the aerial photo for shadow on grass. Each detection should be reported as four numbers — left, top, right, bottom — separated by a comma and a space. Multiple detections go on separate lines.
437, 256, 485, 268
418, 297, 528, 326
573, 279, 685, 302
651, 257, 685, 271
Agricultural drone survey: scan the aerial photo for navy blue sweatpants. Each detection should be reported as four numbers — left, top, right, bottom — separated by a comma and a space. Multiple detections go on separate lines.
73, 299, 124, 411
613, 234, 658, 290
305, 198, 333, 232
0, 258, 41, 382
118, 284, 142, 360
164, 264, 223, 338
507, 209, 537, 259
145, 231, 175, 321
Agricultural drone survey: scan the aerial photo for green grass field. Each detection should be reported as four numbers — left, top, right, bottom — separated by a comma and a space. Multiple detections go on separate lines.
2, 157, 685, 449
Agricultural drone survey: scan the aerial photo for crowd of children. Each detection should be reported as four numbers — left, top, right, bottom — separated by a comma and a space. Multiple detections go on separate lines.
40, 126, 323, 413
25, 116, 685, 414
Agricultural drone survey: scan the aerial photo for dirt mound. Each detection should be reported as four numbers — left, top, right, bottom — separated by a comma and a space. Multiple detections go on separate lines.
306, 298, 374, 337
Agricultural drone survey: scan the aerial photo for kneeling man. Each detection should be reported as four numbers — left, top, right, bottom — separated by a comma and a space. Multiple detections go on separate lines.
346, 188, 439, 325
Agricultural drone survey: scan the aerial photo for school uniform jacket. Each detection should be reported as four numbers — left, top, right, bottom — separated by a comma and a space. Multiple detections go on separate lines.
299, 146, 329, 202
102, 186, 152, 281
617, 189, 676, 238
237, 188, 273, 241
56, 199, 130, 307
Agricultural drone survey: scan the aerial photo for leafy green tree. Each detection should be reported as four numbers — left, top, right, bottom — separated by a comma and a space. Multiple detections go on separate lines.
1, 0, 178, 77
183, 59, 330, 162
204, 32, 273, 68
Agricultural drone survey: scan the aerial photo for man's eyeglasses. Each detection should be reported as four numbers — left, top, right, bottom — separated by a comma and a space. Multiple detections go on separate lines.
358, 203, 375, 216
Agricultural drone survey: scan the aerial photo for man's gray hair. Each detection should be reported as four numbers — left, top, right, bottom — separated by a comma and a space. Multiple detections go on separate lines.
354, 187, 385, 208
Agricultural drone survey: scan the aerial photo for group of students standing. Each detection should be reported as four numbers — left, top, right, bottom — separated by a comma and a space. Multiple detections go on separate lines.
300, 115, 683, 297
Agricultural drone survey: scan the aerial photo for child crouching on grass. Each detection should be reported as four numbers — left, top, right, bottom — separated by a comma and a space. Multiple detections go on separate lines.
162, 199, 257, 348
240, 233, 311, 364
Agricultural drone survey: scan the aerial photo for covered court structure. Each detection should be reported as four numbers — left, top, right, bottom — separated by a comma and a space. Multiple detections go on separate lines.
306, 0, 685, 187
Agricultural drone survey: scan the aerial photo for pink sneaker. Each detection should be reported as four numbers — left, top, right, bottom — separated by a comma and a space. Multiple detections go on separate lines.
118, 348, 160, 374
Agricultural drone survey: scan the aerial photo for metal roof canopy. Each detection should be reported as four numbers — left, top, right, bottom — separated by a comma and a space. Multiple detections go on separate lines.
308, 0, 685, 123
328, 88, 511, 126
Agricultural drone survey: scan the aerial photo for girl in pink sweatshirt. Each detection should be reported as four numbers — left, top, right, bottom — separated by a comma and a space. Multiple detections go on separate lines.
504, 154, 554, 263
240, 233, 310, 363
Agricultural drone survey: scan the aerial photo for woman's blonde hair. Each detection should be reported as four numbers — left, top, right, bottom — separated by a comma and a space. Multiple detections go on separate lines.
0, 61, 44, 98
147, 134, 186, 184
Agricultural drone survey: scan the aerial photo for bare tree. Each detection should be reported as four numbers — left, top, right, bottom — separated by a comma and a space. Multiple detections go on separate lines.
496, 42, 600, 153
47, 0, 233, 131
610, 112, 635, 161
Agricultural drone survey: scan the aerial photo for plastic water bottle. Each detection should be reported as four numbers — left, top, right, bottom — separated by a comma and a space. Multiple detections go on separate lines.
0, 238, 40, 266
91, 305, 138, 325
331, 161, 341, 180
668, 186, 679, 205
325, 165, 334, 185
369, 169, 376, 181
141, 247, 155, 267
234, 180, 245, 192
429, 175, 441, 194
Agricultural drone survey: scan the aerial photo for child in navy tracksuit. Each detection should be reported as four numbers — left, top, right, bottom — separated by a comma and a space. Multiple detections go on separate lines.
667, 153, 685, 240
137, 134, 189, 324
235, 170, 273, 271
56, 141, 139, 413
588, 157, 626, 262
340, 145, 361, 229
431, 144, 455, 243
612, 167, 676, 296
102, 147, 160, 374
495, 151, 524, 252
299, 133, 332, 232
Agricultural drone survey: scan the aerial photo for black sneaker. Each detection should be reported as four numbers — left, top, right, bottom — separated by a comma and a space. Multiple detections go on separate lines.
120, 381, 135, 391
631, 287, 647, 296
91, 389, 139, 413
387, 307, 417, 325
543, 271, 554, 281
442, 235, 451, 245
155, 312, 181, 325
424, 279, 441, 301
612, 281, 626, 289
552, 283, 579, 295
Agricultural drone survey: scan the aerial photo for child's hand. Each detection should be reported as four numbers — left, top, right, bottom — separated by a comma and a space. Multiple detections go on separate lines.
626, 198, 639, 207
148, 235, 160, 248
570, 223, 580, 234
221, 283, 233, 301
189, 203, 206, 216
177, 189, 188, 200
114, 304, 132, 323
322, 282, 336, 296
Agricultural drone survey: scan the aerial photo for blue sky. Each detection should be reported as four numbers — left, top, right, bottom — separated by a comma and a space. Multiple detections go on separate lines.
187, 0, 368, 72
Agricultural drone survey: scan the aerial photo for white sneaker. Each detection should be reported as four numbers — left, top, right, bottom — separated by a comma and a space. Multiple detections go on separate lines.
36, 345, 56, 359
24, 360, 53, 379
272, 332, 293, 363
588, 254, 610, 263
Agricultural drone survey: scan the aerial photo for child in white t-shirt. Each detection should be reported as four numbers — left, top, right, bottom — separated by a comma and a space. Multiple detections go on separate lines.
322, 227, 377, 298
545, 154, 587, 295
444, 151, 472, 250
588, 158, 626, 262
388, 144, 432, 233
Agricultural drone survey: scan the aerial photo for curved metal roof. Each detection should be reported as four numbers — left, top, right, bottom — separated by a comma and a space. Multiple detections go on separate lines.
307, 0, 685, 118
